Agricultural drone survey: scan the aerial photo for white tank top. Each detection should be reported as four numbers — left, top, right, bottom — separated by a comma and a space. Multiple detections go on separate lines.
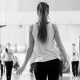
72, 49, 79, 61
30, 23, 61, 63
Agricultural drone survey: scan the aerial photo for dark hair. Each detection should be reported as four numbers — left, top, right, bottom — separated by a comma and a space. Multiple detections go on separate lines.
72, 43, 75, 46
5, 48, 8, 53
37, 2, 49, 43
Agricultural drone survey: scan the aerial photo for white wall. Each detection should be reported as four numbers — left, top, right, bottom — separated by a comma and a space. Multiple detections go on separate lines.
0, 0, 18, 12
0, 11, 80, 56
53, 0, 80, 11
0, 11, 80, 73
1, 24, 29, 45
1, 11, 80, 25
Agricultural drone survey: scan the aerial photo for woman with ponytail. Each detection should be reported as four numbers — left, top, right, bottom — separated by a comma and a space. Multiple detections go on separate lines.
16, 2, 69, 80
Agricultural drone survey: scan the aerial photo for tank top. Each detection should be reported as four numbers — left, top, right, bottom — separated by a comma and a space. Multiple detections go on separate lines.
30, 23, 61, 63
72, 49, 79, 61
1, 49, 13, 61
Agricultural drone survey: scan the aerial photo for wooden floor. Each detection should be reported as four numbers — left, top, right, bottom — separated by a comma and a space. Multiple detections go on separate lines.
1, 73, 80, 80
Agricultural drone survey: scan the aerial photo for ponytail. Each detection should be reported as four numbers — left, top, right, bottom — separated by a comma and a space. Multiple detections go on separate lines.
37, 2, 49, 43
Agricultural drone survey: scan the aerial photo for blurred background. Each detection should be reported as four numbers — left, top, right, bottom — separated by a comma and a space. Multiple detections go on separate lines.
0, 0, 80, 80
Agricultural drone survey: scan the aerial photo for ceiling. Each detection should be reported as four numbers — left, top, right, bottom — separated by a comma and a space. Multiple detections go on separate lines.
18, 0, 80, 11
0, 0, 80, 12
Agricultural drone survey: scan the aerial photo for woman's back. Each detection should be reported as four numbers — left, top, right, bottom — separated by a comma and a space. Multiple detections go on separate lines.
31, 22, 61, 63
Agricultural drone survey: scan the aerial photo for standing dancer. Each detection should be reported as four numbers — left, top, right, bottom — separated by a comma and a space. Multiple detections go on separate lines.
0, 44, 3, 79
71, 43, 79, 80
1, 43, 14, 80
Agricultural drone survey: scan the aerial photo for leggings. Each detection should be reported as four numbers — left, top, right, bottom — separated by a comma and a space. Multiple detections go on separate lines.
5, 61, 13, 80
72, 61, 79, 77
59, 60, 63, 77
0, 60, 3, 78
33, 59, 61, 80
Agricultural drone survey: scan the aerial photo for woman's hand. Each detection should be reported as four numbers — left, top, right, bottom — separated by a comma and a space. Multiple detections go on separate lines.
16, 66, 25, 75
62, 58, 70, 72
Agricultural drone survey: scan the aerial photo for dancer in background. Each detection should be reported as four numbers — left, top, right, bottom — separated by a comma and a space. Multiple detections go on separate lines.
13, 56, 20, 71
1, 43, 14, 80
16, 2, 69, 80
78, 36, 80, 76
0, 44, 3, 79
71, 43, 79, 80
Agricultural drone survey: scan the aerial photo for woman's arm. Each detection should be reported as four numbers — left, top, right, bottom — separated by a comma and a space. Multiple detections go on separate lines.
1, 50, 5, 60
16, 25, 34, 75
22, 25, 34, 68
52, 24, 69, 64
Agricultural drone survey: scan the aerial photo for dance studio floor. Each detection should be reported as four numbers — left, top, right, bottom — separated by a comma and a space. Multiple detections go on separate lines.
1, 73, 80, 80
0, 54, 80, 80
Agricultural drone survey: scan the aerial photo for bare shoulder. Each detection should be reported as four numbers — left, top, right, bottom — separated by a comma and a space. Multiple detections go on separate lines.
29, 25, 33, 32
29, 23, 38, 32
51, 23, 58, 32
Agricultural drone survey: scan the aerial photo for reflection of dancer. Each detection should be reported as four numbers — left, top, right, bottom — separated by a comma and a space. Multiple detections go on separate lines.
71, 44, 79, 79
16, 2, 69, 80
1, 43, 14, 80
